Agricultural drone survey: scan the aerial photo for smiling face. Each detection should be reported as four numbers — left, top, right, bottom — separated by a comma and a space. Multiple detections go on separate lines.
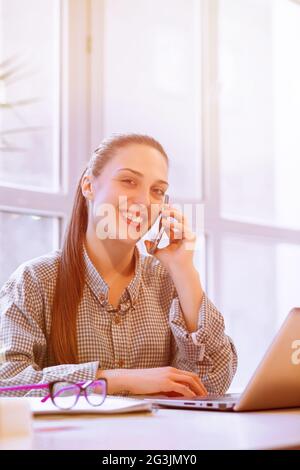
82, 143, 169, 244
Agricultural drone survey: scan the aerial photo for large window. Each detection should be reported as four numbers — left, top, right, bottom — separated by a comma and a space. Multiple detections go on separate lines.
203, 0, 300, 390
0, 0, 91, 287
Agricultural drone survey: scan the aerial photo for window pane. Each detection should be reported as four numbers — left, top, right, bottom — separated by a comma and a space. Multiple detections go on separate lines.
219, 234, 300, 391
0, 0, 60, 191
218, 0, 300, 229
0, 211, 59, 287
100, 0, 202, 200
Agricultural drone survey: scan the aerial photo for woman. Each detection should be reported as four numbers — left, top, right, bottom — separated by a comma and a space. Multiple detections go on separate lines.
0, 134, 237, 397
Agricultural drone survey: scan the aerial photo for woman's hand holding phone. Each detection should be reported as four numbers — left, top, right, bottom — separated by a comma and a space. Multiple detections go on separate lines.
144, 195, 197, 273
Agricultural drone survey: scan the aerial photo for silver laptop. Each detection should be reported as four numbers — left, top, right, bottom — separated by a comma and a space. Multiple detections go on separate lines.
147, 308, 300, 412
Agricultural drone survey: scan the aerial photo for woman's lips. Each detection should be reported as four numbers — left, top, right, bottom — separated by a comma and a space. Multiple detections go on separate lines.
119, 211, 143, 228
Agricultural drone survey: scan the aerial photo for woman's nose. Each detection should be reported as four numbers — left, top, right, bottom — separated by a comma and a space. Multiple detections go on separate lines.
130, 191, 151, 209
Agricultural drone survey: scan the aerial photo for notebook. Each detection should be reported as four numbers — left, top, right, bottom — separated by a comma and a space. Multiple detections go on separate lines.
26, 395, 153, 415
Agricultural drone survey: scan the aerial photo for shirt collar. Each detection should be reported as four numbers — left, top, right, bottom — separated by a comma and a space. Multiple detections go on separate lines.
83, 243, 142, 309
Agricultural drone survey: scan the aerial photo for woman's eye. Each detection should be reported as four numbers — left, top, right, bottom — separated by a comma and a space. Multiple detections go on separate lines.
122, 179, 135, 185
153, 188, 165, 196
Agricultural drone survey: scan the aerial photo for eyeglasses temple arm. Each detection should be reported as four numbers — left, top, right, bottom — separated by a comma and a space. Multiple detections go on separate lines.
0, 383, 49, 393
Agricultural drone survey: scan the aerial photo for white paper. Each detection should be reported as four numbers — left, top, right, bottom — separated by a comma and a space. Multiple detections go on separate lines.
26, 396, 153, 415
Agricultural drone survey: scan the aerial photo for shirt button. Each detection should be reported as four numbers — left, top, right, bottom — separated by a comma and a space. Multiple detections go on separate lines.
117, 359, 125, 368
113, 314, 121, 325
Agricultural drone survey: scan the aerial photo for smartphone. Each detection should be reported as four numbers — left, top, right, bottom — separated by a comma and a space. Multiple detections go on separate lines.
148, 194, 169, 254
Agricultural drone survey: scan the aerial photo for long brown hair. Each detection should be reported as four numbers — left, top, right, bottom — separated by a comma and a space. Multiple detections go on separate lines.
50, 133, 169, 364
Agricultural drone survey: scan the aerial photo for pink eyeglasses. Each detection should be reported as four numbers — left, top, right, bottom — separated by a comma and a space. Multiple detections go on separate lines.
0, 379, 107, 410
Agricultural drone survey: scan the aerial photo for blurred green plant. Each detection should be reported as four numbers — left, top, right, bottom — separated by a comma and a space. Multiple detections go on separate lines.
0, 55, 45, 153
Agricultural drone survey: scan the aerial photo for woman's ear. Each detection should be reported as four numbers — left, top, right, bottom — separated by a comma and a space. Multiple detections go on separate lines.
81, 174, 94, 201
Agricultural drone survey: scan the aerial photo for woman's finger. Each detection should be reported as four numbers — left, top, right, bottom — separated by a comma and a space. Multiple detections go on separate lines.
169, 382, 196, 398
172, 369, 208, 395
161, 208, 186, 224
170, 374, 207, 396
168, 225, 182, 244
162, 219, 184, 240
162, 218, 195, 243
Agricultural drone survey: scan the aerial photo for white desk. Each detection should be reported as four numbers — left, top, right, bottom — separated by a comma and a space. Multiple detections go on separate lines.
18, 407, 300, 450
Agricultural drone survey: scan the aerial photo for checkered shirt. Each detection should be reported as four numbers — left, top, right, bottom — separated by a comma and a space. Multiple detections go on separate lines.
0, 245, 237, 396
